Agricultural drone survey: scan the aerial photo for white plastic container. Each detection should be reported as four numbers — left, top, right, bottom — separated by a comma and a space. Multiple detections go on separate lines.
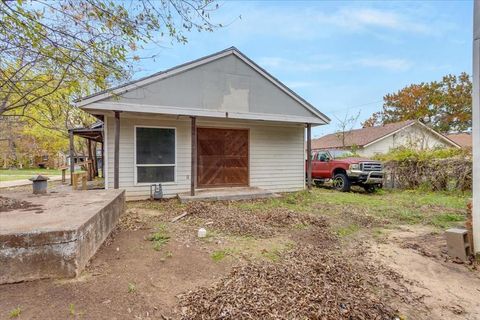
197, 228, 207, 238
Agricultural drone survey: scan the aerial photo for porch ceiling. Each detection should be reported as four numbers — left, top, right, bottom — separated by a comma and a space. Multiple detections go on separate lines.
71, 128, 103, 142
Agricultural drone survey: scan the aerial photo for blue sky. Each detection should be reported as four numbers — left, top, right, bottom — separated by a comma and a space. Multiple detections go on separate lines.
134, 1, 473, 138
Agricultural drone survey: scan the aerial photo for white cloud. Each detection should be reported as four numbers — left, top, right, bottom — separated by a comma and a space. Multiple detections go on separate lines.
215, 3, 445, 41
352, 57, 412, 71
285, 81, 317, 89
257, 57, 333, 72
326, 8, 432, 35
258, 55, 412, 73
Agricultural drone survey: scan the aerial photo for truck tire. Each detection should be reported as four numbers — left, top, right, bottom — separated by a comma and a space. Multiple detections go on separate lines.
332, 173, 351, 192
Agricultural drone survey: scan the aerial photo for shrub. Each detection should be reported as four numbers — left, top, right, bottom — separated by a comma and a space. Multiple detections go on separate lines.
374, 147, 469, 162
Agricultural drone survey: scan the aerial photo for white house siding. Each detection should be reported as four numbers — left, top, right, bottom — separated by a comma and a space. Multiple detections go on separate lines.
358, 124, 451, 157
105, 115, 305, 199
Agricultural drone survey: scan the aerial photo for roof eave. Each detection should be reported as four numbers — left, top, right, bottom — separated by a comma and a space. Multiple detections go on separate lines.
82, 102, 328, 125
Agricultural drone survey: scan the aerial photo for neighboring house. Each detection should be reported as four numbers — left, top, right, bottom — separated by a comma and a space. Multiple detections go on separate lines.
312, 120, 460, 157
76, 47, 330, 199
446, 133, 472, 149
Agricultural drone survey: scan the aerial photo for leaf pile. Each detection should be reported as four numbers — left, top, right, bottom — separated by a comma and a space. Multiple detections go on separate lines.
179, 244, 398, 320
184, 202, 329, 237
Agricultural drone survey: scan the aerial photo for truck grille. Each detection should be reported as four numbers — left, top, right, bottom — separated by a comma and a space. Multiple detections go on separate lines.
361, 162, 383, 171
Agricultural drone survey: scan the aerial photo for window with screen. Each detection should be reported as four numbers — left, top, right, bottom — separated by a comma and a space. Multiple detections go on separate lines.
135, 127, 175, 183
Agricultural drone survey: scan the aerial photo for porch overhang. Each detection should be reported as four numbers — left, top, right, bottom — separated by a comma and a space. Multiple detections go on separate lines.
80, 102, 328, 126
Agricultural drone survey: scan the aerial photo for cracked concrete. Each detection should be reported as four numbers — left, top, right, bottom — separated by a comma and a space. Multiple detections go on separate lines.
0, 189, 124, 284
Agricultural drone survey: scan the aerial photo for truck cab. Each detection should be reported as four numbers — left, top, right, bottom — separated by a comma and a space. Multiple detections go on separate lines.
307, 150, 384, 192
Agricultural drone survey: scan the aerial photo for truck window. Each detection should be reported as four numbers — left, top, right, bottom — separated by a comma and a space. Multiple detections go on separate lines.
317, 152, 329, 162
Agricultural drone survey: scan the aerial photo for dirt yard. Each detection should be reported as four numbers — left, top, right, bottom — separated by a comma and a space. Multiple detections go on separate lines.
0, 187, 477, 319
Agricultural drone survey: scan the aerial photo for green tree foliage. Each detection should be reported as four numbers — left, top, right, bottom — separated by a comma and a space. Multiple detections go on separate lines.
0, 0, 221, 116
373, 147, 469, 162
362, 73, 472, 133
0, 0, 223, 167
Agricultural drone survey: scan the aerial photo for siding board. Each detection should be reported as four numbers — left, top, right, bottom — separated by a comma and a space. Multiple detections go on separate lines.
106, 115, 305, 198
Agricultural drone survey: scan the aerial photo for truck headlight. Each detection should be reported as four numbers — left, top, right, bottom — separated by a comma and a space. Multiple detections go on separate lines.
349, 164, 360, 170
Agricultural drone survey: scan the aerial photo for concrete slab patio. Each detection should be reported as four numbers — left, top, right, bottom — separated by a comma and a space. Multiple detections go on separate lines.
178, 187, 279, 203
0, 188, 124, 284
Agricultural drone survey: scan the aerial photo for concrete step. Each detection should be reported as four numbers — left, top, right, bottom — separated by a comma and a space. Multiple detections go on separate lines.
178, 187, 279, 203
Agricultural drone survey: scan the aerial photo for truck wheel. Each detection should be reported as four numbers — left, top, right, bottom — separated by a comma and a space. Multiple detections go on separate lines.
363, 185, 376, 193
332, 173, 351, 192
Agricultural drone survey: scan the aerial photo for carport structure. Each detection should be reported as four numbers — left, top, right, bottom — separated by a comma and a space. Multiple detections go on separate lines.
68, 120, 104, 184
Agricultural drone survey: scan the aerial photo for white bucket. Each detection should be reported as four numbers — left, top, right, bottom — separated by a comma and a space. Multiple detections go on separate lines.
197, 228, 207, 238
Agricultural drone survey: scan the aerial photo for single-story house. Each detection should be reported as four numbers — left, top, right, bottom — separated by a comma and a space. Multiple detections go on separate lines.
312, 120, 460, 157
446, 133, 472, 149
76, 47, 330, 199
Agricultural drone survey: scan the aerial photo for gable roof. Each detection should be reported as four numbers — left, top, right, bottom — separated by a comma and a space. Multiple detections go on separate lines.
446, 133, 472, 148
76, 47, 330, 124
312, 120, 460, 149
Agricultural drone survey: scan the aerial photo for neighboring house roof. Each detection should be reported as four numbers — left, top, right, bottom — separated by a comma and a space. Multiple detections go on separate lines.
76, 46, 330, 124
312, 120, 415, 149
446, 133, 472, 148
312, 120, 460, 149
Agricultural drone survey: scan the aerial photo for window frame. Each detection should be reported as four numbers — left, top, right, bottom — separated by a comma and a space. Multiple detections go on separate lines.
316, 151, 330, 162
134, 125, 177, 186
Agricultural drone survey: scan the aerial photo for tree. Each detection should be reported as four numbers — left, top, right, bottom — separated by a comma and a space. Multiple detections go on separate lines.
0, 0, 221, 116
335, 111, 360, 148
362, 72, 472, 133
0, 0, 223, 167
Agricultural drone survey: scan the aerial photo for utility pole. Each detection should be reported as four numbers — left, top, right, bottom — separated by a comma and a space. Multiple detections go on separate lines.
472, 0, 480, 258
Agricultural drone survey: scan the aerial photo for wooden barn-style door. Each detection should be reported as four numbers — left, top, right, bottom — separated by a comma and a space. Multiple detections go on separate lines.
197, 128, 249, 188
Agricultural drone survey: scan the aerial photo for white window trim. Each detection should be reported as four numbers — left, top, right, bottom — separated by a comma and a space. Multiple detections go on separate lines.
134, 125, 177, 186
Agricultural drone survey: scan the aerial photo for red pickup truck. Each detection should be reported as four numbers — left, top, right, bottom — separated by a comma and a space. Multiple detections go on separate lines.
307, 150, 384, 192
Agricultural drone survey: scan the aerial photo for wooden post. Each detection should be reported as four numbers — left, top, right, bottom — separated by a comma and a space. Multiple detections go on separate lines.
114, 111, 121, 189
93, 141, 98, 178
87, 139, 93, 181
101, 140, 104, 179
306, 123, 312, 190
190, 116, 197, 196
69, 129, 74, 185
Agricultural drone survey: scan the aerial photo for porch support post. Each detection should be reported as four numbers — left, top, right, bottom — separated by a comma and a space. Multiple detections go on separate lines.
101, 137, 104, 179
472, 0, 480, 257
114, 111, 121, 189
69, 129, 74, 185
306, 123, 312, 190
87, 139, 93, 181
93, 141, 98, 178
190, 116, 197, 196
